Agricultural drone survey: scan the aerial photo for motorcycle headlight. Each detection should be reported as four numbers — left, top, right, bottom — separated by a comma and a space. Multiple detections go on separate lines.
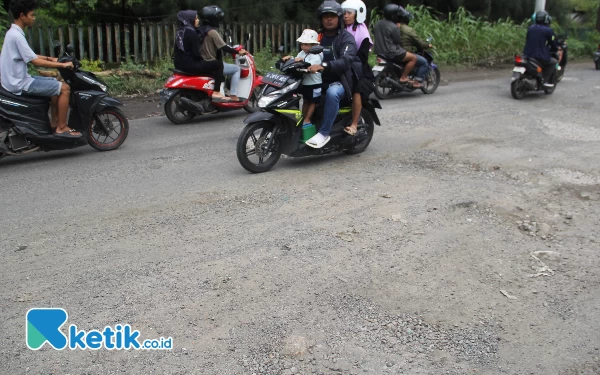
257, 81, 300, 108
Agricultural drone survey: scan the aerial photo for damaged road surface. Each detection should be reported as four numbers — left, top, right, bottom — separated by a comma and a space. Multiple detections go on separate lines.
1, 65, 599, 374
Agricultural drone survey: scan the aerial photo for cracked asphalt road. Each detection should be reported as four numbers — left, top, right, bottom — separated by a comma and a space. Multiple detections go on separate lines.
1, 63, 599, 375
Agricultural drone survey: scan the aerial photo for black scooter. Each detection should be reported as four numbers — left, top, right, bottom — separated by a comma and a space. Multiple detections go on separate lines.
0, 42, 128, 160
236, 46, 382, 173
510, 53, 559, 100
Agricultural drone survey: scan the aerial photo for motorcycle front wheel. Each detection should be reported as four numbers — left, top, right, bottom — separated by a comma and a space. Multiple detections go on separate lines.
421, 67, 441, 94
88, 107, 129, 151
236, 121, 281, 173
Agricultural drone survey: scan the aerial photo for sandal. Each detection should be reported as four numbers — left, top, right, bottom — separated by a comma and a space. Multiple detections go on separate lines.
211, 94, 232, 103
344, 126, 357, 136
54, 128, 82, 138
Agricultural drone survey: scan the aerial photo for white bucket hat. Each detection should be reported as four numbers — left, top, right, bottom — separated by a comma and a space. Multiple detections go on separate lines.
297, 29, 319, 44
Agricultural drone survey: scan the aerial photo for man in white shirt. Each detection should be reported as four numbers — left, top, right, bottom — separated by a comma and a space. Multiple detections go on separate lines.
1, 0, 80, 137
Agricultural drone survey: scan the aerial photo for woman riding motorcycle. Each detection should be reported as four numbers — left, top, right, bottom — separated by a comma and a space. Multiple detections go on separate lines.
341, 0, 374, 136
173, 10, 229, 102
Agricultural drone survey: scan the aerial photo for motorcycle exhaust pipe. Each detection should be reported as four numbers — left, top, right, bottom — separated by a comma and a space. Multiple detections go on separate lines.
384, 77, 410, 91
179, 97, 205, 114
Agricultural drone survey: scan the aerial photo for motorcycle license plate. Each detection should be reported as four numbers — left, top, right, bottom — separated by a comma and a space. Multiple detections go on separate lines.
262, 72, 288, 88
372, 66, 384, 72
513, 67, 526, 73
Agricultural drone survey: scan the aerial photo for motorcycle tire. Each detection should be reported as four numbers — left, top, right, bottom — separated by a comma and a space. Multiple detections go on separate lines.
164, 92, 197, 125
510, 79, 527, 100
87, 107, 129, 151
374, 69, 397, 100
236, 121, 282, 173
244, 84, 266, 114
596, 61, 600, 71
421, 67, 441, 94
345, 109, 375, 155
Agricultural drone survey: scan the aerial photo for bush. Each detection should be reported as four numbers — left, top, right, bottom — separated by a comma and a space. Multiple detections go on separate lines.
80, 59, 104, 72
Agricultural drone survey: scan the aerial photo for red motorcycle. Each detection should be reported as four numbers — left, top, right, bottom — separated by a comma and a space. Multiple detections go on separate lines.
160, 45, 264, 124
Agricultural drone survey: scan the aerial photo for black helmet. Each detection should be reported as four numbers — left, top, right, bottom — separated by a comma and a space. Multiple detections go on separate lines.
317, 1, 343, 20
200, 5, 225, 28
383, 4, 401, 23
398, 6, 413, 24
533, 10, 551, 26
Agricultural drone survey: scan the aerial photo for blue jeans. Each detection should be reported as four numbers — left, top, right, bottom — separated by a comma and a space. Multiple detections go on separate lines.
223, 63, 240, 96
413, 55, 429, 82
319, 82, 345, 137
23, 76, 62, 97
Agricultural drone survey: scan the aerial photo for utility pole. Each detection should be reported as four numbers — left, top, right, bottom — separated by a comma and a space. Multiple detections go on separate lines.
535, 0, 546, 12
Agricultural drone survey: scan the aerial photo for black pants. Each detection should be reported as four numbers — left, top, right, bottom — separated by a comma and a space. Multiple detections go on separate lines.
540, 58, 557, 82
175, 60, 224, 90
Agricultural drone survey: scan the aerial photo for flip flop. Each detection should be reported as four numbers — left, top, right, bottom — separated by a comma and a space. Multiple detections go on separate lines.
211, 95, 232, 103
344, 127, 357, 136
54, 128, 82, 138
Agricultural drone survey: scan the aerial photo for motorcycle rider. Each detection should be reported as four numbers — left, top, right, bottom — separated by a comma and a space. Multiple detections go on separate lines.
305, 0, 362, 149
396, 6, 432, 88
341, 0, 374, 136
373, 4, 418, 87
0, 0, 80, 137
199, 5, 248, 102
174, 10, 229, 102
523, 10, 560, 88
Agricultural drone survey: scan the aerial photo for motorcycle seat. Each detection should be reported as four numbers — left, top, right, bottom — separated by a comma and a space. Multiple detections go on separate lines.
170, 69, 215, 78
0, 86, 51, 105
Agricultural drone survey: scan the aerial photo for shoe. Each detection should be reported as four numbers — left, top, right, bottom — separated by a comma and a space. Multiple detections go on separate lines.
542, 82, 555, 88
54, 128, 82, 138
306, 133, 330, 148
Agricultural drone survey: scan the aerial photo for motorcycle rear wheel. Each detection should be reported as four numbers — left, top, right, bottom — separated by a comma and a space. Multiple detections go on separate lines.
345, 109, 375, 155
421, 67, 441, 94
164, 92, 197, 125
510, 79, 526, 100
88, 107, 129, 151
596, 61, 600, 70
237, 121, 281, 173
374, 69, 397, 100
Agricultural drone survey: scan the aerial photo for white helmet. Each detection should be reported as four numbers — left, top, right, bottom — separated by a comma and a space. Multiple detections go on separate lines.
341, 0, 367, 24
297, 29, 320, 44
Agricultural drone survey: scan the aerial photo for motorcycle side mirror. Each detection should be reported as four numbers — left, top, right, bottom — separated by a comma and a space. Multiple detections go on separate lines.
308, 45, 323, 55
65, 44, 75, 54
426, 36, 433, 43
278, 45, 285, 55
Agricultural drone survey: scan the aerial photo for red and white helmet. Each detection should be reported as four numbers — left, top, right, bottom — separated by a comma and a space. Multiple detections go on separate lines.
341, 0, 367, 24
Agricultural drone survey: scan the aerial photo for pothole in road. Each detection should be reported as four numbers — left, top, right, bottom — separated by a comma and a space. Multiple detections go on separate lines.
546, 168, 600, 186
541, 119, 600, 142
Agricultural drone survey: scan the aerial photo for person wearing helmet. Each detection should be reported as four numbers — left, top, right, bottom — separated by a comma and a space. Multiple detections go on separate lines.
341, 0, 374, 136
304, 0, 363, 149
396, 7, 431, 88
174, 10, 229, 102
199, 5, 249, 102
523, 10, 560, 88
373, 4, 418, 87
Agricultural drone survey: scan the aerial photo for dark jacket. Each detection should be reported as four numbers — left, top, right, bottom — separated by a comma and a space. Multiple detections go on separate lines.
373, 19, 407, 58
398, 24, 429, 52
523, 25, 559, 62
319, 28, 362, 101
